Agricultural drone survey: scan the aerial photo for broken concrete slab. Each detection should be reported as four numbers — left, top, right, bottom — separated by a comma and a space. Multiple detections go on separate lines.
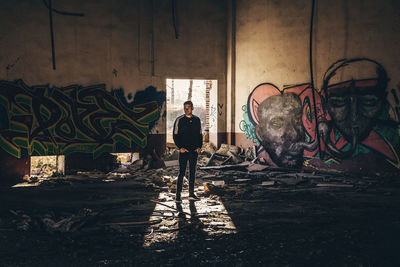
244, 146, 257, 160
205, 152, 232, 166
201, 143, 217, 156
226, 151, 242, 164
216, 144, 242, 155
246, 163, 269, 172
197, 156, 211, 167
164, 160, 179, 167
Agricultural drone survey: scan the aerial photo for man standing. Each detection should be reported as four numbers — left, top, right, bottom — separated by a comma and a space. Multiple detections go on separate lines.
173, 101, 202, 202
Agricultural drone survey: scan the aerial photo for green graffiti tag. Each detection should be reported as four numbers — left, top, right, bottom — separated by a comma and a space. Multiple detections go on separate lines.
239, 104, 259, 146
0, 80, 159, 158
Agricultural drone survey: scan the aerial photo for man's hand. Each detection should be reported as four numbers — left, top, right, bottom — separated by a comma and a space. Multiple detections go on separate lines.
195, 148, 201, 153
180, 148, 189, 153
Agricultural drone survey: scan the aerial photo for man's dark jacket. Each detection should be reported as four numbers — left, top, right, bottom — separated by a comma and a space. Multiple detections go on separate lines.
173, 114, 202, 151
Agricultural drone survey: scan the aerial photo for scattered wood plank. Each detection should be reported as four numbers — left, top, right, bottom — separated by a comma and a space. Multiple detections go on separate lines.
247, 163, 269, 172
200, 162, 251, 170
316, 183, 353, 188
261, 181, 275, 186
234, 179, 251, 182
220, 156, 232, 165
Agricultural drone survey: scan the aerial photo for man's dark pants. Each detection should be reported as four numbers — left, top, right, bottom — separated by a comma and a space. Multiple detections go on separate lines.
176, 151, 198, 197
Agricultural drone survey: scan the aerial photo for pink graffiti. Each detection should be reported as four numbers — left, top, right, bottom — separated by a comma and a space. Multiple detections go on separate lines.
248, 83, 399, 165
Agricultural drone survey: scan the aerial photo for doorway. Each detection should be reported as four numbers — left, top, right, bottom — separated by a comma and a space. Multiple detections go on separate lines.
166, 79, 218, 147
30, 155, 65, 177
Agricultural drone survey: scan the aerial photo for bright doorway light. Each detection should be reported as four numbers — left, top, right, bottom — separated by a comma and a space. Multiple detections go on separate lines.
30, 155, 65, 177
166, 79, 218, 146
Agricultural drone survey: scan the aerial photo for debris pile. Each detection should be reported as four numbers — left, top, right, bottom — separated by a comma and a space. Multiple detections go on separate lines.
41, 208, 98, 233
164, 143, 258, 168
16, 142, 384, 194
3, 142, 400, 266
7, 208, 98, 233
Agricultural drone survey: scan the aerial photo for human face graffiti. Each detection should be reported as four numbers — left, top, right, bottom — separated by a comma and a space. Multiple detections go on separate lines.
322, 58, 388, 157
326, 79, 384, 141
255, 93, 307, 168
242, 58, 399, 170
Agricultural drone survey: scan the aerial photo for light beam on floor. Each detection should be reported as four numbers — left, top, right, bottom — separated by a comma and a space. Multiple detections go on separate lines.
143, 187, 237, 248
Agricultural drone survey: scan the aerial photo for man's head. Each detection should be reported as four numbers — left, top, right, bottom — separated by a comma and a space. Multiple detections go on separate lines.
184, 100, 193, 117
255, 93, 305, 168
322, 58, 388, 142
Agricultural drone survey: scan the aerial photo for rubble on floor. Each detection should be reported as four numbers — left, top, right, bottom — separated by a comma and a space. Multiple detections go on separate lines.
200, 142, 217, 156
13, 142, 399, 204
203, 182, 225, 196
164, 143, 257, 168
2, 144, 400, 265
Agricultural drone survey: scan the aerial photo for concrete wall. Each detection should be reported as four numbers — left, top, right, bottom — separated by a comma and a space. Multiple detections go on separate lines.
234, 0, 400, 172
3, 0, 399, 178
0, 0, 227, 180
1, 0, 227, 93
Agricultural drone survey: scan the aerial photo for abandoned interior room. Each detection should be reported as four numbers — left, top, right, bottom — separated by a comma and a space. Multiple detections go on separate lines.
1, 0, 400, 265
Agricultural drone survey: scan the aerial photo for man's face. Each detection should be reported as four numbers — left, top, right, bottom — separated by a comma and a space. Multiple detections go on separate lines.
323, 59, 387, 144
255, 93, 305, 168
326, 79, 384, 142
184, 104, 193, 116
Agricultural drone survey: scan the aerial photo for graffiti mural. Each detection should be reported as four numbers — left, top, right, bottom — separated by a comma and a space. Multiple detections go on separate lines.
112, 85, 166, 133
0, 80, 159, 158
255, 92, 318, 168
241, 58, 400, 169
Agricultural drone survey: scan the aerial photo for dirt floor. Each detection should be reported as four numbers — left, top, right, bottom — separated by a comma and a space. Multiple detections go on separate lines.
1, 164, 400, 266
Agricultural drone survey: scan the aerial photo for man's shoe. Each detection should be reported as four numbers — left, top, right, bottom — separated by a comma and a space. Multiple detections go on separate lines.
175, 196, 182, 203
188, 194, 200, 201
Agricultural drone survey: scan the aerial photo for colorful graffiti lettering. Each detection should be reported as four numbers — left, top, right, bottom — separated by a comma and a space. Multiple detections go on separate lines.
111, 85, 166, 131
0, 80, 159, 158
241, 58, 400, 169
